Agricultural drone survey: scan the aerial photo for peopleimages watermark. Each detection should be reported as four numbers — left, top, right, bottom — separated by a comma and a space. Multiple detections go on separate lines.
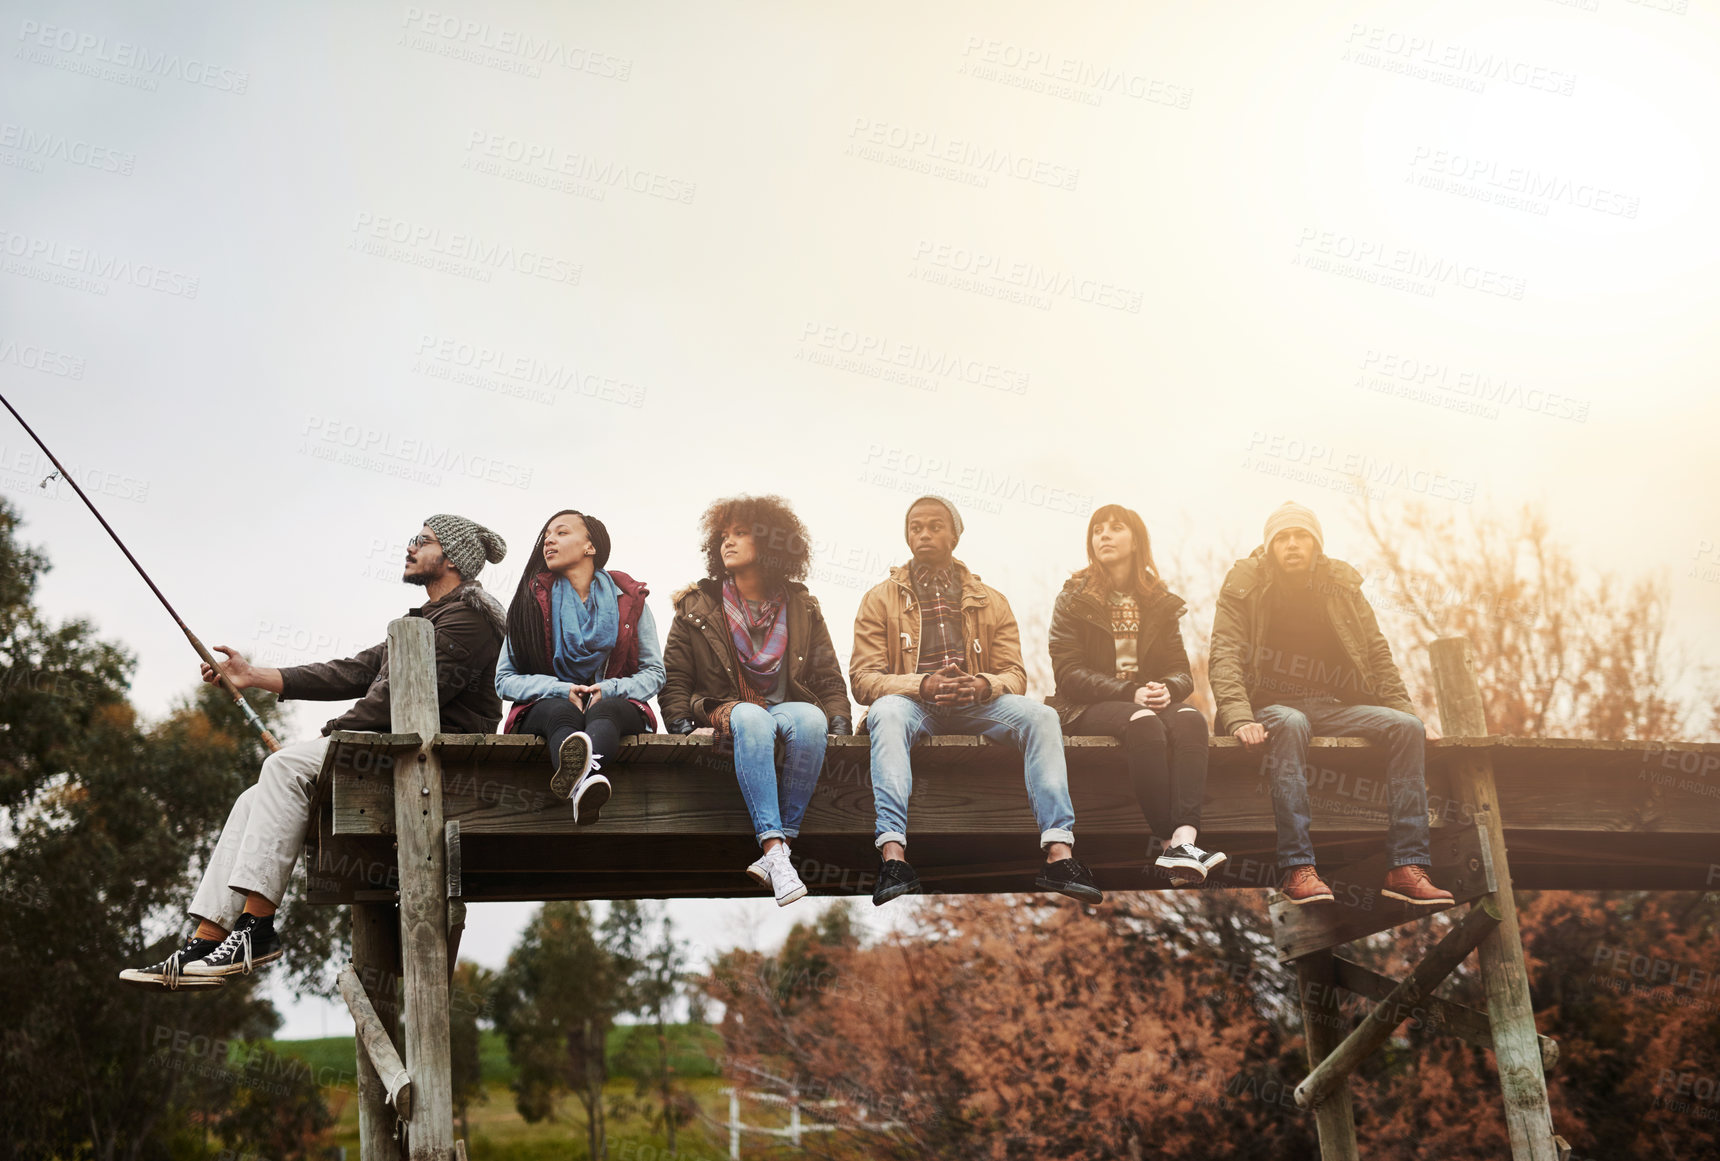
1691, 539, 1720, 586
14, 19, 250, 94
462, 130, 695, 204
399, 7, 632, 80
0, 442, 149, 504
957, 35, 1193, 109
797, 321, 1030, 396
846, 117, 1079, 192
1341, 24, 1577, 97
412, 332, 647, 409
298, 415, 533, 489
0, 122, 135, 176
0, 228, 200, 299
910, 240, 1143, 314
0, 336, 85, 379
858, 443, 1094, 517
1357, 349, 1590, 423
1293, 228, 1526, 302
1241, 430, 1478, 504
348, 211, 580, 287
1407, 147, 1639, 220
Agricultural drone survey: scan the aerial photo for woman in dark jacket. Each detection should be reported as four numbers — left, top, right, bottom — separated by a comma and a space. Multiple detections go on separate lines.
496, 509, 664, 823
661, 495, 851, 906
1047, 503, 1225, 884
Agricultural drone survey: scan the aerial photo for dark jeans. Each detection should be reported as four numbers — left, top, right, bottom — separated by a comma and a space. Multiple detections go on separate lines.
1070, 700, 1209, 838
519, 697, 649, 771
1254, 697, 1431, 871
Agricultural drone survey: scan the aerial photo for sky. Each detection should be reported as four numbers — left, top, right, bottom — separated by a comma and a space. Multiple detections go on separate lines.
3, 0, 1718, 1038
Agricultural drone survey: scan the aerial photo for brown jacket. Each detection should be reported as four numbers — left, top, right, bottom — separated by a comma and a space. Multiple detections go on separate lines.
279, 580, 508, 735
660, 579, 850, 726
1208, 548, 1414, 736
849, 559, 1026, 706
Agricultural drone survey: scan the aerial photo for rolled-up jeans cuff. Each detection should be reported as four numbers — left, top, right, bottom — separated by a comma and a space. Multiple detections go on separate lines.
1390, 857, 1433, 868
1040, 827, 1074, 849
875, 830, 907, 850
756, 828, 787, 846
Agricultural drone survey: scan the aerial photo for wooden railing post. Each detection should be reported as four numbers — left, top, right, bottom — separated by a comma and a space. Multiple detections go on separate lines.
1429, 637, 1559, 1161
353, 901, 402, 1160
389, 617, 455, 1160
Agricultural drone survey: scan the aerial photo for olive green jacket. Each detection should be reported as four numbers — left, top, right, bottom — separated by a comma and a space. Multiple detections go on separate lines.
1208, 548, 1415, 736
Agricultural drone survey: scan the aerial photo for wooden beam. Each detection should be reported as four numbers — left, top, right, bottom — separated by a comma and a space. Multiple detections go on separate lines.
446, 820, 466, 973
1296, 897, 1503, 1110
388, 617, 455, 1160
351, 902, 402, 1161
1431, 637, 1560, 1161
1295, 951, 1360, 1160
338, 962, 414, 1118
1330, 957, 1558, 1072
1268, 820, 1496, 962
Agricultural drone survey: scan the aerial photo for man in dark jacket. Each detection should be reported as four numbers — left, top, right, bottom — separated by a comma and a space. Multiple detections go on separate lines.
1209, 501, 1454, 909
121, 514, 508, 990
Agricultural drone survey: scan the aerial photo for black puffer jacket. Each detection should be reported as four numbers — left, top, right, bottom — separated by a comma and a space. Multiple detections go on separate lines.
1045, 574, 1194, 727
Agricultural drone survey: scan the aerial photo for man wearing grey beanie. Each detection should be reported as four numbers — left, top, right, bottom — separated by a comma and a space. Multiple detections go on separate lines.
121, 515, 510, 990
1209, 501, 1454, 909
851, 495, 1101, 907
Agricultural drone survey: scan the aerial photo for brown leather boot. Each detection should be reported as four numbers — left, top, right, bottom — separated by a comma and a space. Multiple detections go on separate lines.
1279, 865, 1335, 905
1382, 864, 1455, 907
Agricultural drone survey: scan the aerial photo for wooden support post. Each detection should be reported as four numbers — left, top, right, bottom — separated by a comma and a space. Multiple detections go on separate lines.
339, 962, 414, 1117
352, 902, 402, 1161
1430, 637, 1560, 1161
1331, 957, 1559, 1072
1295, 951, 1360, 1161
389, 617, 455, 1160
446, 820, 466, 974
1296, 897, 1502, 1109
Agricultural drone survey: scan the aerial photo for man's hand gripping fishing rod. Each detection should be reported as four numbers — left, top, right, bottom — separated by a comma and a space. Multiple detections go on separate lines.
0, 393, 281, 752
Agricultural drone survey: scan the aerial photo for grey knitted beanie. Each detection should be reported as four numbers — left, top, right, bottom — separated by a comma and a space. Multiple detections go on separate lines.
904, 494, 963, 546
1263, 501, 1324, 554
423, 514, 507, 579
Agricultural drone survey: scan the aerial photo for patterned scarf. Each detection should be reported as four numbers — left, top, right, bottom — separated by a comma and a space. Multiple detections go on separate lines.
722, 579, 789, 696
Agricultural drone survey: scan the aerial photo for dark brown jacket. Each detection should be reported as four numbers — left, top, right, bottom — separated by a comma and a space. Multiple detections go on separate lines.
1208, 548, 1414, 736
1045, 574, 1195, 726
279, 580, 508, 735
660, 579, 850, 727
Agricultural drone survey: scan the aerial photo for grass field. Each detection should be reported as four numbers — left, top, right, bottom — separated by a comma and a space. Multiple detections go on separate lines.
269, 1025, 788, 1160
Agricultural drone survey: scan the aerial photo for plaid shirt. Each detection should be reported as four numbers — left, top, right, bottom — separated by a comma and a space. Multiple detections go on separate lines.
911, 562, 967, 673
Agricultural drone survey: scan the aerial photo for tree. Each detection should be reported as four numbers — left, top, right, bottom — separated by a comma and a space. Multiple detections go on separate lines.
450, 959, 495, 1142
0, 498, 344, 1160
493, 901, 624, 1159
612, 906, 696, 1154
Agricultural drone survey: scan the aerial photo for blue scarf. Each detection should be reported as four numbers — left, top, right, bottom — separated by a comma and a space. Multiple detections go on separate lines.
551, 570, 620, 684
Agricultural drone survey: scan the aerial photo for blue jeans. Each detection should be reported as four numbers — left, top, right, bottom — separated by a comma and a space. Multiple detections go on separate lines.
1255, 698, 1431, 871
730, 701, 829, 847
866, 693, 1076, 851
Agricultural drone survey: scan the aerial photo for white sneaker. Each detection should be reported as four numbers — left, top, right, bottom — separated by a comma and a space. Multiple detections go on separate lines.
749, 845, 807, 906
550, 731, 596, 799
570, 765, 610, 825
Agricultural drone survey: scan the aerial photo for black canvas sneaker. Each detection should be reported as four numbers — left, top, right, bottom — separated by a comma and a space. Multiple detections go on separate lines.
182, 913, 283, 978
1155, 843, 1229, 886
872, 859, 921, 906
119, 934, 227, 990
1036, 858, 1104, 903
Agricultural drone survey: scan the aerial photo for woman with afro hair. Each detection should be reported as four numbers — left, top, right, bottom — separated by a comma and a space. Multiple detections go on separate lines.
661, 494, 851, 906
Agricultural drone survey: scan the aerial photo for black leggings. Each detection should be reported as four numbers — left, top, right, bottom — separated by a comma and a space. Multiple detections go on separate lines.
1069, 700, 1209, 837
519, 697, 649, 771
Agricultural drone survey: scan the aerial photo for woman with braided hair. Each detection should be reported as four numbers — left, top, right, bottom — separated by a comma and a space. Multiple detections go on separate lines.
495, 509, 663, 823
660, 495, 852, 906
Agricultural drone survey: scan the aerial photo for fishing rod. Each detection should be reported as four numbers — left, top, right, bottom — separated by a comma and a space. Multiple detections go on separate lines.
0, 392, 281, 752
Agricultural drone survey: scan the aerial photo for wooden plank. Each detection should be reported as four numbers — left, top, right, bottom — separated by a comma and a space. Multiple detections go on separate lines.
1296, 951, 1360, 1161
1296, 897, 1502, 1109
1431, 637, 1559, 1161
338, 962, 414, 1118
387, 617, 455, 1161
351, 902, 402, 1161
1330, 957, 1558, 1072
1269, 820, 1496, 962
